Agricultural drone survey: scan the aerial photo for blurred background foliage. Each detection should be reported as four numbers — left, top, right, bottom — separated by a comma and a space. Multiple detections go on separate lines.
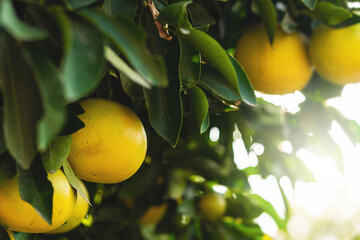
1, 0, 360, 239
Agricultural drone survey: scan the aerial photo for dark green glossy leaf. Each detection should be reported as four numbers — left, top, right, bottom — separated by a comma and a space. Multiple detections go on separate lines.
59, 110, 85, 136
301, 2, 352, 26
63, 159, 91, 204
141, 8, 182, 147
144, 57, 183, 146
57, 13, 106, 101
188, 86, 209, 134
188, 2, 215, 26
104, 46, 151, 89
102, 0, 138, 19
80, 9, 168, 87
199, 64, 240, 102
0, 154, 16, 186
12, 232, 37, 240
253, 0, 277, 44
0, 0, 47, 41
64, 0, 98, 10
41, 136, 71, 174
158, 1, 192, 28
0, 33, 42, 169
178, 38, 201, 88
67, 102, 85, 115
24, 49, 67, 151
302, 0, 317, 9
228, 54, 256, 105
248, 194, 287, 230
177, 28, 240, 96
201, 113, 210, 134
18, 159, 53, 225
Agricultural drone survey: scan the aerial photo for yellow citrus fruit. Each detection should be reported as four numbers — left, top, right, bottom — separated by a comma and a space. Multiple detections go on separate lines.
47, 180, 90, 234
138, 204, 168, 225
0, 170, 76, 233
309, 23, 360, 85
6, 230, 15, 240
198, 192, 226, 221
235, 24, 313, 95
68, 98, 147, 184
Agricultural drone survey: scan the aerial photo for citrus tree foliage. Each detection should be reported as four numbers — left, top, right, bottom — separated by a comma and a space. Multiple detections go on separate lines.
0, 0, 359, 239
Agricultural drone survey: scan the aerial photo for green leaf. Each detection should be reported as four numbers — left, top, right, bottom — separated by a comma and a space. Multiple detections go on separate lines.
249, 194, 287, 230
253, 0, 277, 44
228, 54, 257, 105
57, 13, 106, 101
0, 154, 16, 186
225, 193, 263, 219
301, 2, 352, 26
18, 159, 53, 225
158, 1, 192, 28
64, 0, 98, 10
188, 86, 209, 134
177, 28, 240, 96
41, 136, 71, 174
302, 0, 317, 10
63, 159, 91, 204
59, 110, 85, 136
144, 58, 183, 146
187, 2, 216, 26
80, 9, 168, 87
13, 232, 37, 240
199, 64, 240, 102
24, 49, 67, 151
178, 38, 201, 88
141, 8, 183, 147
102, 0, 138, 19
104, 46, 151, 89
0, 0, 47, 41
0, 33, 42, 169
0, 227, 11, 240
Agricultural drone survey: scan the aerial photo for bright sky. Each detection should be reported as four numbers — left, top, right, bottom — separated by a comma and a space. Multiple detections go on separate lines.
231, 83, 360, 239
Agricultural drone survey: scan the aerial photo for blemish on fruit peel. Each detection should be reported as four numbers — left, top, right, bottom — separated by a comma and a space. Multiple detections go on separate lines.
179, 28, 190, 35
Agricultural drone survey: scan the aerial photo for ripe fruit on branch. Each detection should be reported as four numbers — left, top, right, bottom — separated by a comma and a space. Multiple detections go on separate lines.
0, 170, 76, 233
198, 192, 227, 221
235, 24, 313, 95
47, 180, 90, 234
309, 23, 360, 85
68, 98, 147, 184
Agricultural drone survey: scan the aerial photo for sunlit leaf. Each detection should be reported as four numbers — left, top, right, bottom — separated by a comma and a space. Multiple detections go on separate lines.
301, 1, 352, 26
178, 28, 240, 96
104, 46, 151, 89
63, 159, 91, 204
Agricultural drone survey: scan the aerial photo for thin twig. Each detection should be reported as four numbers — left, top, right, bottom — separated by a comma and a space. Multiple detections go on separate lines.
147, 0, 173, 41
